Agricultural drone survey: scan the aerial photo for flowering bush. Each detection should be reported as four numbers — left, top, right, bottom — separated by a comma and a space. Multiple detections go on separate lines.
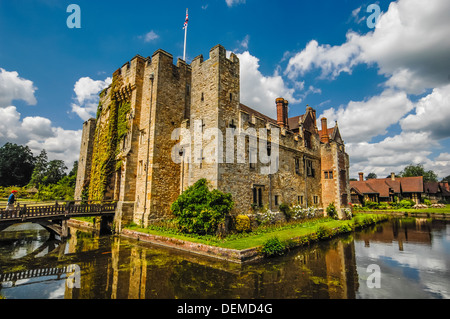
255, 208, 278, 225
289, 205, 322, 220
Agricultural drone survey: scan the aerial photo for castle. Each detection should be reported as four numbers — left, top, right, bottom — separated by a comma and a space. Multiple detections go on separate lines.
74, 44, 351, 229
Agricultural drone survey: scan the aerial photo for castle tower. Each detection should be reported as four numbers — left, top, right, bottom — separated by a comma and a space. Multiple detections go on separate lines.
320, 118, 351, 218
183, 44, 240, 190
74, 118, 96, 201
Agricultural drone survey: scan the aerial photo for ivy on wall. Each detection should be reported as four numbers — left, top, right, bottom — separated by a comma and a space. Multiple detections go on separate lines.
88, 73, 131, 201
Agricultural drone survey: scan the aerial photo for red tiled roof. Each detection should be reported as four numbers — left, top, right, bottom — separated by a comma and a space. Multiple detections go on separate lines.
350, 181, 378, 195
350, 176, 424, 197
400, 176, 424, 193
383, 179, 401, 193
319, 127, 335, 141
288, 115, 303, 131
424, 182, 439, 194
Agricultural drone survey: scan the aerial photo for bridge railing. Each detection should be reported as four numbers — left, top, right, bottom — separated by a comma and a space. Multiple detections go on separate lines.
0, 201, 117, 221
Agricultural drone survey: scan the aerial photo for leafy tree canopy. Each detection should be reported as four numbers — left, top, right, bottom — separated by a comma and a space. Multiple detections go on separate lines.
400, 164, 438, 183
0, 143, 36, 187
366, 173, 377, 180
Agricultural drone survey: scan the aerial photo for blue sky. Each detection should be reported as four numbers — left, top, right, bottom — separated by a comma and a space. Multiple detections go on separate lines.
0, 0, 449, 179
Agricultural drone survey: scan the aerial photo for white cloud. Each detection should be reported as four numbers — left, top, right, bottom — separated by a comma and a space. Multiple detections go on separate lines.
71, 76, 112, 121
226, 0, 245, 7
26, 127, 82, 166
285, 0, 450, 94
0, 68, 82, 166
285, 36, 361, 80
320, 89, 413, 143
400, 84, 450, 139
284, 0, 450, 179
140, 30, 159, 43
0, 68, 37, 107
236, 51, 302, 118
347, 131, 437, 178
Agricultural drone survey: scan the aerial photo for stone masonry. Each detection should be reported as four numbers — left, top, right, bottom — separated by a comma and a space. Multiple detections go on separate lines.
75, 44, 351, 228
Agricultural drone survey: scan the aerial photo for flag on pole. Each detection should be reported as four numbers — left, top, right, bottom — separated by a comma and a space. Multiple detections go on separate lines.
183, 9, 189, 30
183, 9, 189, 61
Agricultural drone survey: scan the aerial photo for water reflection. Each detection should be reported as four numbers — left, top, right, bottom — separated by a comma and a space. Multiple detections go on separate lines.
0, 218, 448, 299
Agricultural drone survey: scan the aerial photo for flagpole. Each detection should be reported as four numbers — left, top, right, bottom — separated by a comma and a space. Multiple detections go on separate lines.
183, 8, 188, 61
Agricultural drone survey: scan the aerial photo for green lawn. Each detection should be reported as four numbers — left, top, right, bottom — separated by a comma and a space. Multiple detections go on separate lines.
125, 214, 387, 251
359, 204, 450, 214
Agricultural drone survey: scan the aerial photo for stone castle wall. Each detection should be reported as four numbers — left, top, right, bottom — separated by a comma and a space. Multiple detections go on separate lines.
75, 44, 351, 227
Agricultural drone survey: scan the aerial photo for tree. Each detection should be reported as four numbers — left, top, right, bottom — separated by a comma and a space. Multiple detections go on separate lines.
29, 150, 49, 188
366, 173, 377, 180
442, 175, 450, 183
69, 161, 78, 177
400, 164, 438, 182
0, 143, 36, 187
45, 160, 68, 185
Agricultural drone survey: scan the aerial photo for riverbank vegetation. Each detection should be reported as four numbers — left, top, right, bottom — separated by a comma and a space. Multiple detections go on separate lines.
124, 213, 389, 252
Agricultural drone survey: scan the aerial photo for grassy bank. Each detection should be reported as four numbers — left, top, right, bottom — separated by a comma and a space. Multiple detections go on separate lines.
356, 204, 450, 215
124, 213, 389, 251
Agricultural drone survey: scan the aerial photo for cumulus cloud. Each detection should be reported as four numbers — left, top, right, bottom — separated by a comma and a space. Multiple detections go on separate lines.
285, 0, 450, 94
0, 68, 82, 166
320, 89, 413, 143
400, 84, 450, 139
285, 0, 450, 179
71, 76, 112, 121
347, 131, 437, 178
0, 68, 37, 107
285, 36, 361, 80
26, 127, 82, 165
236, 51, 302, 118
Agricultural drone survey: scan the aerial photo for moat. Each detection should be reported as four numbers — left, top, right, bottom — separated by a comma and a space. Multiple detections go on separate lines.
0, 218, 448, 299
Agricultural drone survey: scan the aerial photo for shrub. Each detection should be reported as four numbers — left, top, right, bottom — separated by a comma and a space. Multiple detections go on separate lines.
399, 199, 415, 209
364, 201, 379, 209
326, 202, 339, 219
171, 179, 234, 235
234, 215, 251, 233
279, 203, 291, 219
261, 237, 286, 257
423, 198, 431, 206
316, 225, 333, 239
339, 224, 352, 233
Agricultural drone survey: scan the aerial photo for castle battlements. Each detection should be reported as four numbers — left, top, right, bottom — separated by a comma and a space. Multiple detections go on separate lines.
75, 44, 351, 228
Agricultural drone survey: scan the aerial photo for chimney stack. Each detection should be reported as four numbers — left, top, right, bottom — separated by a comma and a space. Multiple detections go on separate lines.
359, 172, 364, 182
391, 172, 396, 181
320, 118, 330, 143
276, 98, 288, 128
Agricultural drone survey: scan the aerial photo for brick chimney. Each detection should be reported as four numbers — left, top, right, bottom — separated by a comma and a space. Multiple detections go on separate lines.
391, 172, 396, 181
359, 172, 364, 182
276, 98, 288, 128
320, 118, 330, 143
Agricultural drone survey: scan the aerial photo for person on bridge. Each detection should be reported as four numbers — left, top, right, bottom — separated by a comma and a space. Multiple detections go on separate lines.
6, 190, 18, 211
